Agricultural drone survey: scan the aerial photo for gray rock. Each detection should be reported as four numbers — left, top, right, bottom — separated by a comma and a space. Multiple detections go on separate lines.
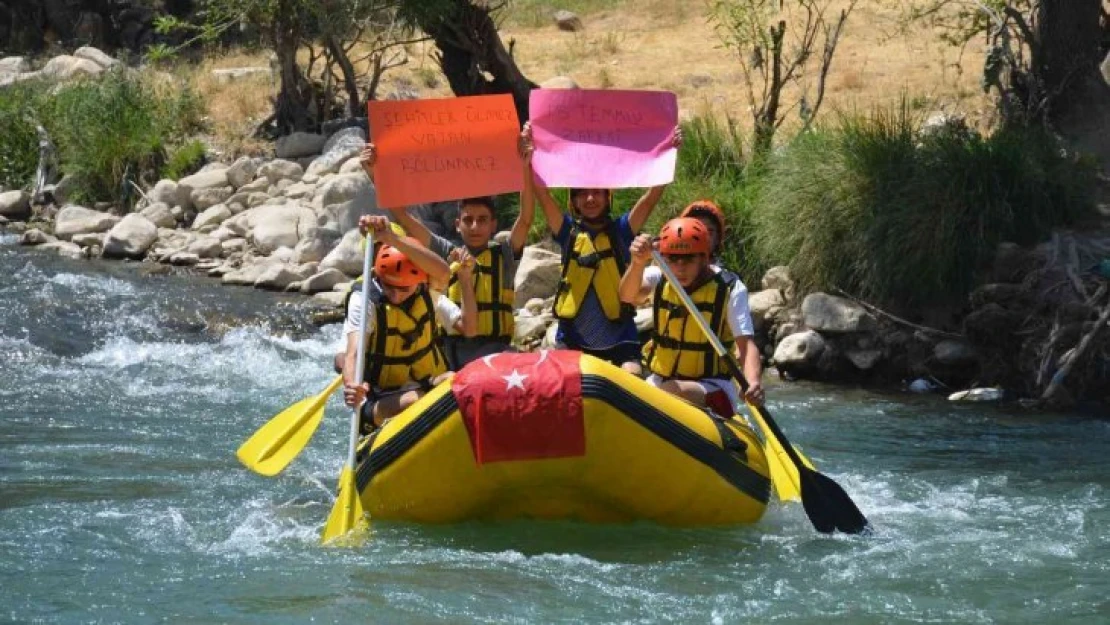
524, 297, 546, 316
40, 55, 104, 80
312, 290, 348, 308
247, 192, 270, 208
276, 133, 327, 159
223, 260, 275, 286
0, 56, 29, 77
221, 238, 247, 254
0, 190, 31, 220
139, 202, 176, 228
553, 9, 583, 31
319, 229, 365, 276
773, 330, 826, 369
315, 173, 374, 210
301, 268, 348, 294
338, 155, 363, 175
513, 245, 562, 307
948, 387, 1004, 402
514, 314, 552, 344
801, 292, 875, 333
934, 339, 978, 366
238, 177, 270, 194
237, 203, 316, 254
306, 127, 367, 177
226, 156, 261, 189
259, 159, 304, 184
192, 204, 233, 230
72, 232, 104, 247
293, 227, 339, 264
254, 264, 303, 290
41, 240, 86, 259
169, 252, 200, 266
208, 226, 237, 242
20, 228, 55, 246
748, 289, 785, 331
212, 67, 270, 83
190, 185, 234, 211
282, 181, 316, 200
73, 46, 119, 69
53, 174, 78, 205
846, 349, 883, 370
1102, 50, 1110, 86
148, 179, 178, 205
54, 205, 120, 240
761, 265, 794, 301
102, 213, 158, 258
186, 235, 223, 259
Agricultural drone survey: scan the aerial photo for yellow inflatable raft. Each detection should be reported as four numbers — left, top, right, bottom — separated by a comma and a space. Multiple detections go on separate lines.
354, 350, 771, 526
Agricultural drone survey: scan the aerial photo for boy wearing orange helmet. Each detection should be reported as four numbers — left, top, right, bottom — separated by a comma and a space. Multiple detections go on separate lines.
341, 216, 478, 431
359, 140, 535, 370
618, 217, 763, 415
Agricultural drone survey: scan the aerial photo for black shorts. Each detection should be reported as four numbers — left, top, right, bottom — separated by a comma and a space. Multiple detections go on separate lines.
576, 342, 642, 368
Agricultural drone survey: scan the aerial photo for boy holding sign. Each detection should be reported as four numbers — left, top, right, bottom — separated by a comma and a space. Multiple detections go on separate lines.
360, 139, 536, 370
341, 216, 478, 432
526, 121, 681, 375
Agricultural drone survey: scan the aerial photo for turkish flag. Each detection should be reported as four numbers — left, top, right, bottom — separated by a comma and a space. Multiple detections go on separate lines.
452, 350, 585, 464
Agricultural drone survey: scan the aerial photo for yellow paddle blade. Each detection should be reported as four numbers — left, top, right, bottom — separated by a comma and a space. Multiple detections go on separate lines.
747, 401, 815, 502
237, 376, 343, 476
321, 466, 368, 544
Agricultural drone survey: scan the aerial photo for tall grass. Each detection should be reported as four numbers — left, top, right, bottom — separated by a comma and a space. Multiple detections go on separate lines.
0, 81, 50, 190
751, 104, 1095, 308
0, 70, 205, 204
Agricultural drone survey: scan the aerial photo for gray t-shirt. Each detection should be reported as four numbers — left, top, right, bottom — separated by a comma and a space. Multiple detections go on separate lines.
428, 232, 518, 288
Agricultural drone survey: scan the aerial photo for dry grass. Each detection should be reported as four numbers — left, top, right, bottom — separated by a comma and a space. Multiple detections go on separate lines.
168, 0, 992, 151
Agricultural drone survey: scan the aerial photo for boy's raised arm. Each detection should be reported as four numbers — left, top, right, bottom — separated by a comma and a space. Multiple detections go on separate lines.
509, 124, 536, 256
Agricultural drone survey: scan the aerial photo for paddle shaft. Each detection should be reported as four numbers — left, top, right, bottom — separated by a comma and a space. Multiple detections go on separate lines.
344, 232, 375, 475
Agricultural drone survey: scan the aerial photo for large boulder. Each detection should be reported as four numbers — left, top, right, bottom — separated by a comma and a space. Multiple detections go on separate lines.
514, 314, 553, 345
254, 264, 308, 290
226, 156, 261, 189
40, 55, 104, 80
176, 169, 230, 211
319, 228, 365, 276
761, 265, 795, 302
306, 127, 367, 177
773, 330, 826, 371
293, 226, 340, 264
102, 213, 157, 258
238, 203, 316, 254
73, 46, 119, 70
300, 268, 349, 294
513, 246, 562, 307
748, 289, 785, 332
190, 186, 233, 211
139, 202, 176, 228
54, 205, 120, 240
316, 173, 374, 210
801, 292, 875, 334
0, 190, 31, 220
41, 240, 86, 260
192, 204, 233, 231
148, 179, 179, 206
275, 132, 327, 159
258, 159, 304, 185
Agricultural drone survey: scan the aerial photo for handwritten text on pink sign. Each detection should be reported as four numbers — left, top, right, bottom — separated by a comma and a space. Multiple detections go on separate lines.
529, 89, 678, 189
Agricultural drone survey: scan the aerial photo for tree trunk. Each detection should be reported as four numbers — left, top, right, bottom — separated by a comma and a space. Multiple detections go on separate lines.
268, 0, 315, 137
325, 34, 362, 120
415, 0, 536, 122
1035, 0, 1110, 173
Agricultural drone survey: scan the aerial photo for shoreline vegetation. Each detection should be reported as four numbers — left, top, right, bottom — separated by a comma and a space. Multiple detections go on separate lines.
1, 0, 1107, 409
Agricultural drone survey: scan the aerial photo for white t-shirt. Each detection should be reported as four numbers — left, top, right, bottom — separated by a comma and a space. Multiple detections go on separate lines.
343, 289, 463, 337
642, 264, 754, 337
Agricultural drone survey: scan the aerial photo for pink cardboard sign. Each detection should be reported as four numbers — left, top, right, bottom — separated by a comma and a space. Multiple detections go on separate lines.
529, 89, 678, 188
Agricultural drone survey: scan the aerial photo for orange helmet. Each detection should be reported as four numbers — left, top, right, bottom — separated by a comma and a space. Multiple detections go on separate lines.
680, 200, 726, 243
374, 239, 427, 287
658, 218, 711, 256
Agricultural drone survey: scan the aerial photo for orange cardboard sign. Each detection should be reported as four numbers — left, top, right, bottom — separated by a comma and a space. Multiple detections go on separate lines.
368, 95, 522, 208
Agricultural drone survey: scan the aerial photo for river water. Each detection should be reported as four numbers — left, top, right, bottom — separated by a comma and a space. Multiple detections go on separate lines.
1, 236, 1107, 624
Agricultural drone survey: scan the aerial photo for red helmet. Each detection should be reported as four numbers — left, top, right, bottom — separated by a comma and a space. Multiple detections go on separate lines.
374, 239, 427, 287
680, 200, 726, 242
658, 218, 711, 256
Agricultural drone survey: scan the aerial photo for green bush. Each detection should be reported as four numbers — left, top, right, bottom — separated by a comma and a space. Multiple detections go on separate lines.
163, 139, 208, 180
0, 81, 49, 190
751, 104, 1095, 309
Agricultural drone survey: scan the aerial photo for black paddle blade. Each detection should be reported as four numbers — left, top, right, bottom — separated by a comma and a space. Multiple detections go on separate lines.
800, 468, 871, 535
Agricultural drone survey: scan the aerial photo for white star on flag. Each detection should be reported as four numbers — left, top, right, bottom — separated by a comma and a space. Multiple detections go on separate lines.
502, 369, 528, 391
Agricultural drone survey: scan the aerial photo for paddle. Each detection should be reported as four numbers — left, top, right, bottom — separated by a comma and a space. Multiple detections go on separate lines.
650, 250, 871, 535
236, 375, 343, 476
321, 230, 373, 544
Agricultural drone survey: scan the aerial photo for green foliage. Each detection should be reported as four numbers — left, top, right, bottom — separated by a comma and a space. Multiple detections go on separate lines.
0, 71, 205, 205
163, 140, 209, 180
0, 81, 49, 190
750, 104, 1095, 308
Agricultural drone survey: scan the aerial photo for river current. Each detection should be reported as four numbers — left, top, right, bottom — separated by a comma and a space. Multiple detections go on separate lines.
1, 236, 1106, 623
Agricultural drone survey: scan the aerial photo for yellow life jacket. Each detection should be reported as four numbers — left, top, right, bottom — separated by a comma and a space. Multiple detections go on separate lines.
554, 220, 632, 322
646, 271, 737, 380
356, 280, 446, 392
446, 242, 514, 341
